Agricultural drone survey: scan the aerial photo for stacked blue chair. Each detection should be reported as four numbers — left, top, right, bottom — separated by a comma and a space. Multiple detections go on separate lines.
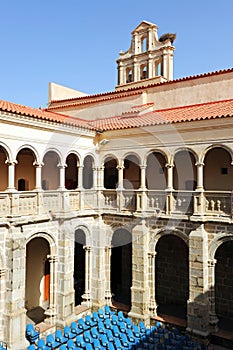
0, 343, 7, 350
25, 324, 40, 345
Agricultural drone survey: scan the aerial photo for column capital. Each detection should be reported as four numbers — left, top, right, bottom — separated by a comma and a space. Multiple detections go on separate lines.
148, 251, 157, 258
139, 164, 147, 170
5, 159, 17, 166
195, 162, 205, 167
57, 163, 67, 169
33, 161, 44, 167
208, 258, 217, 267
84, 245, 92, 252
165, 163, 174, 168
116, 165, 125, 170
48, 255, 58, 263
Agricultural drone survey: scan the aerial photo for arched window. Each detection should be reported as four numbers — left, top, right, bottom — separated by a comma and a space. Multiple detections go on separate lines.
141, 37, 147, 52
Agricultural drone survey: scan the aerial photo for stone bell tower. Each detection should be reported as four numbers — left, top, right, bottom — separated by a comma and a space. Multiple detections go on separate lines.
116, 21, 176, 90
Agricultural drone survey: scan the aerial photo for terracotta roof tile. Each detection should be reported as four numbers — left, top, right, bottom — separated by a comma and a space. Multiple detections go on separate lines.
0, 100, 94, 130
1, 99, 233, 132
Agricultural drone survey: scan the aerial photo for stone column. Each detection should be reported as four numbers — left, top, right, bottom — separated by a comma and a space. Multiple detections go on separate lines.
187, 224, 210, 336
5, 229, 28, 350
34, 161, 43, 190
77, 166, 83, 189
162, 47, 174, 80
133, 57, 139, 82
0, 268, 6, 340
82, 246, 92, 307
148, 251, 157, 316
6, 160, 17, 191
105, 246, 112, 305
117, 165, 124, 189
208, 258, 219, 332
58, 164, 66, 190
44, 255, 58, 325
129, 220, 150, 325
92, 167, 98, 189
137, 165, 147, 212
196, 162, 204, 190
148, 56, 153, 78
165, 163, 174, 213
193, 162, 205, 216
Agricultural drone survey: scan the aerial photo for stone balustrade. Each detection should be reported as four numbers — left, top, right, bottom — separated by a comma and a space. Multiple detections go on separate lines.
0, 189, 232, 221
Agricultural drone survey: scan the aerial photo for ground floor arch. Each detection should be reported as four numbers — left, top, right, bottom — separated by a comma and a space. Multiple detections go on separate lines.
155, 234, 189, 319
215, 240, 233, 331
111, 229, 132, 306
74, 229, 86, 306
25, 237, 50, 323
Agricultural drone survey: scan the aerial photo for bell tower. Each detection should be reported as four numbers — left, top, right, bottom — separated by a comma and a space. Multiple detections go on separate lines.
116, 21, 176, 90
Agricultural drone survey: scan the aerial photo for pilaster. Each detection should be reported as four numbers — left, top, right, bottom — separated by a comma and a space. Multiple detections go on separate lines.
187, 224, 210, 336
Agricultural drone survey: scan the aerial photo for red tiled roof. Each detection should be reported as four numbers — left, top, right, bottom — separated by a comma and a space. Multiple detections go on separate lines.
89, 99, 233, 130
1, 98, 233, 132
0, 100, 94, 130
47, 67, 233, 109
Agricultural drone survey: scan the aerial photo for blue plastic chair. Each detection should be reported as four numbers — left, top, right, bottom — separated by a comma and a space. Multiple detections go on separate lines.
99, 333, 108, 347
46, 334, 60, 348
85, 314, 97, 327
25, 324, 40, 344
118, 321, 127, 333
90, 326, 98, 339
67, 339, 76, 350
118, 311, 126, 322
104, 305, 115, 316
78, 318, 89, 331
55, 329, 67, 344
71, 322, 83, 335
106, 328, 114, 342
112, 325, 121, 337
37, 339, 48, 350
92, 311, 99, 322
75, 335, 86, 348
125, 317, 133, 329
105, 317, 112, 329
93, 338, 102, 349
114, 338, 124, 350
64, 325, 76, 339
120, 333, 130, 347
97, 321, 106, 334
27, 345, 36, 350
98, 308, 105, 319
83, 330, 92, 343
111, 314, 118, 325
85, 344, 93, 350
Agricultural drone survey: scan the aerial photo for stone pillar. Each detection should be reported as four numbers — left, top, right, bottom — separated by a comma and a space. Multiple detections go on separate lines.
105, 246, 112, 305
44, 255, 58, 325
92, 167, 98, 189
78, 166, 83, 189
137, 165, 147, 212
187, 224, 209, 336
58, 164, 66, 190
34, 161, 43, 190
0, 268, 6, 340
97, 166, 105, 190
6, 160, 17, 191
82, 246, 92, 307
148, 56, 153, 78
148, 251, 157, 316
56, 225, 75, 327
91, 217, 108, 308
208, 259, 219, 332
5, 229, 28, 350
117, 165, 124, 189
139, 165, 146, 190
196, 162, 204, 190
133, 57, 139, 82
165, 163, 174, 213
129, 220, 150, 325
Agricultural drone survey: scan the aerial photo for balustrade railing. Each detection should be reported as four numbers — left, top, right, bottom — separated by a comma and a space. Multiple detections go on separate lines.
0, 189, 232, 220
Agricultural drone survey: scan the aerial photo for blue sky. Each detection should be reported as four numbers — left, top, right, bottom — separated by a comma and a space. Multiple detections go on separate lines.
1, 0, 233, 108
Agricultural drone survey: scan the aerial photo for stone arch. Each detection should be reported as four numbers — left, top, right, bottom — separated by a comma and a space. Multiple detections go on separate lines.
144, 149, 169, 165
203, 146, 233, 190
15, 147, 37, 190
42, 150, 61, 190
149, 227, 189, 252
209, 233, 233, 261
146, 150, 167, 190
101, 153, 119, 166
74, 228, 86, 306
81, 152, 97, 167
16, 144, 40, 164
173, 149, 197, 190
42, 148, 63, 165
25, 235, 51, 322
201, 144, 233, 164
111, 228, 132, 307
0, 142, 11, 162
154, 231, 189, 319
0, 144, 10, 191
65, 152, 80, 190
104, 156, 118, 189
83, 154, 95, 189
123, 153, 141, 189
